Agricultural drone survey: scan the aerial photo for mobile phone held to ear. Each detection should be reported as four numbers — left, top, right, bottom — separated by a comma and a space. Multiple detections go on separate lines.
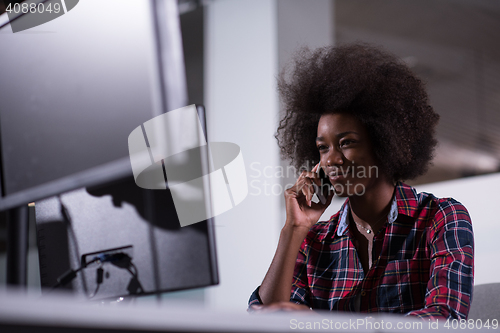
311, 167, 332, 205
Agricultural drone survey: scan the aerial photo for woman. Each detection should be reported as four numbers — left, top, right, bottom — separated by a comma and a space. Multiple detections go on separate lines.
248, 44, 473, 320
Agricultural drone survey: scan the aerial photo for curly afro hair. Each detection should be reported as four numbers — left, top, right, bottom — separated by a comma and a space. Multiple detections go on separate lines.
276, 43, 440, 182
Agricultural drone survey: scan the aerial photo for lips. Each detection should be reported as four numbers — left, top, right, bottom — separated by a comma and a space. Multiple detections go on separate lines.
329, 170, 350, 182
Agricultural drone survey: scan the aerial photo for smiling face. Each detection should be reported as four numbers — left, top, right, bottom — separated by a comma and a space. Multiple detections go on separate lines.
316, 113, 384, 197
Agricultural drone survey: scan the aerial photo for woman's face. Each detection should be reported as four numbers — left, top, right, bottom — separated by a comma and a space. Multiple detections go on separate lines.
316, 113, 382, 197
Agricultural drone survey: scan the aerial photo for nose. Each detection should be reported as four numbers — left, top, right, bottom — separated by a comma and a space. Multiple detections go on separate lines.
325, 146, 344, 167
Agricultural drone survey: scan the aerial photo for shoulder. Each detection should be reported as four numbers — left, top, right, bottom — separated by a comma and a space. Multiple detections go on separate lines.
432, 197, 472, 238
433, 197, 470, 219
296, 210, 343, 259
395, 182, 473, 239
305, 217, 336, 245
397, 183, 471, 224
411, 188, 473, 243
417, 191, 471, 224
300, 212, 342, 249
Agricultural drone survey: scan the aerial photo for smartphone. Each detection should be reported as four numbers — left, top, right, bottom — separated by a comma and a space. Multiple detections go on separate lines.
311, 167, 332, 205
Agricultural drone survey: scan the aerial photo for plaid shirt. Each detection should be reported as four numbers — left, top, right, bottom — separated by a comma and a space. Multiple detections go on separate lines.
249, 182, 474, 319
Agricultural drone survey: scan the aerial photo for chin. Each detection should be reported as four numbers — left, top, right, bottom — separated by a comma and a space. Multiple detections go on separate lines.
334, 191, 350, 198
332, 183, 350, 197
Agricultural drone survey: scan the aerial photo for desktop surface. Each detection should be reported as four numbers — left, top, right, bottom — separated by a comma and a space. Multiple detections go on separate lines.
0, 289, 442, 333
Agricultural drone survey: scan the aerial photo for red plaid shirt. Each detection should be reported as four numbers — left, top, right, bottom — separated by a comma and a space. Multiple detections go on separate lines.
249, 182, 474, 319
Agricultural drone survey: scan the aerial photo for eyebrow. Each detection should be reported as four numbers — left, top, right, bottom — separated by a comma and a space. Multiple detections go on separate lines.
316, 131, 359, 141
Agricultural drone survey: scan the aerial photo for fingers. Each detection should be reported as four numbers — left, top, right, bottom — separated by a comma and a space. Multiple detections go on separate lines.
301, 177, 315, 207
285, 177, 311, 206
249, 302, 313, 313
285, 170, 319, 207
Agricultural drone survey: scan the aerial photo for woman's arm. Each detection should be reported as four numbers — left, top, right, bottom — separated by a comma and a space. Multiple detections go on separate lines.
406, 199, 474, 320
258, 224, 311, 304
256, 165, 333, 306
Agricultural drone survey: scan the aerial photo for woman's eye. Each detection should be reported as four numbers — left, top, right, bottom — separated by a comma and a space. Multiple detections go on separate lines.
317, 145, 327, 151
340, 140, 354, 148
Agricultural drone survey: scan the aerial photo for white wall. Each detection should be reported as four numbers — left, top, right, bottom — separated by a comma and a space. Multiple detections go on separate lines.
277, 0, 335, 226
204, 0, 281, 311
203, 0, 335, 311
415, 172, 500, 286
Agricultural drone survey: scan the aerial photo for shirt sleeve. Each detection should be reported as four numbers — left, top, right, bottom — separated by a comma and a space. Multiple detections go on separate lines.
406, 199, 474, 320
248, 286, 263, 308
289, 236, 312, 307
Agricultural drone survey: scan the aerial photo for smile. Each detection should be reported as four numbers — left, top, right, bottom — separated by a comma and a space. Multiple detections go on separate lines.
329, 169, 351, 181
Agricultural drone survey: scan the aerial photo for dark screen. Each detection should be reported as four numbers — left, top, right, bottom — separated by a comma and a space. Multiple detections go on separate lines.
0, 2, 159, 196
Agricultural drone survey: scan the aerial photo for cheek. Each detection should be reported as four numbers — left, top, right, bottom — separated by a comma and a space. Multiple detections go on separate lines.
346, 149, 376, 167
341, 151, 359, 164
352, 158, 379, 180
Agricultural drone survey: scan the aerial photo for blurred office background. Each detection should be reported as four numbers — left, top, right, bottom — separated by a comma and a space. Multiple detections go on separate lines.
1, 0, 499, 311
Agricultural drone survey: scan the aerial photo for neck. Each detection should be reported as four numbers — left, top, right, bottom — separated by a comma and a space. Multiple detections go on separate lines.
349, 179, 396, 230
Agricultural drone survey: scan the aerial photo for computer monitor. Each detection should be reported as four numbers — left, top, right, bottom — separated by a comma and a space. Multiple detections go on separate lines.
34, 106, 218, 300
0, 0, 187, 211
0, 0, 218, 298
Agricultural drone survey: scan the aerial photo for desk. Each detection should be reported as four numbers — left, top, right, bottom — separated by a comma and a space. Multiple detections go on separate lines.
0, 289, 443, 332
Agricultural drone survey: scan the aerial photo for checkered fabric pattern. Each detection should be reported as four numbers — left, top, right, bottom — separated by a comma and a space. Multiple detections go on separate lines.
249, 182, 474, 319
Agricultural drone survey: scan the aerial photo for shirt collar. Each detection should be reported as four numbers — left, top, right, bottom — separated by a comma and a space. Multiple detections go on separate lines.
335, 183, 404, 237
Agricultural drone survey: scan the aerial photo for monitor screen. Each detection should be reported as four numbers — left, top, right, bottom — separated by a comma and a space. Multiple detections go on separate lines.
35, 105, 218, 299
35, 172, 219, 300
0, 0, 187, 210
1, 0, 218, 298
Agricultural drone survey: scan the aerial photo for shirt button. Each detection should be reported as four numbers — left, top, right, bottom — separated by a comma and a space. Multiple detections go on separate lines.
360, 291, 366, 296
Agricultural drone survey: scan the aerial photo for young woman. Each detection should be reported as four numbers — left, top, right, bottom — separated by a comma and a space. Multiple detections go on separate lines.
248, 44, 474, 320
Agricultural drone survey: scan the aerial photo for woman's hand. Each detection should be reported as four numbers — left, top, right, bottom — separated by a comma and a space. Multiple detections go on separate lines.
250, 301, 314, 313
284, 164, 333, 230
